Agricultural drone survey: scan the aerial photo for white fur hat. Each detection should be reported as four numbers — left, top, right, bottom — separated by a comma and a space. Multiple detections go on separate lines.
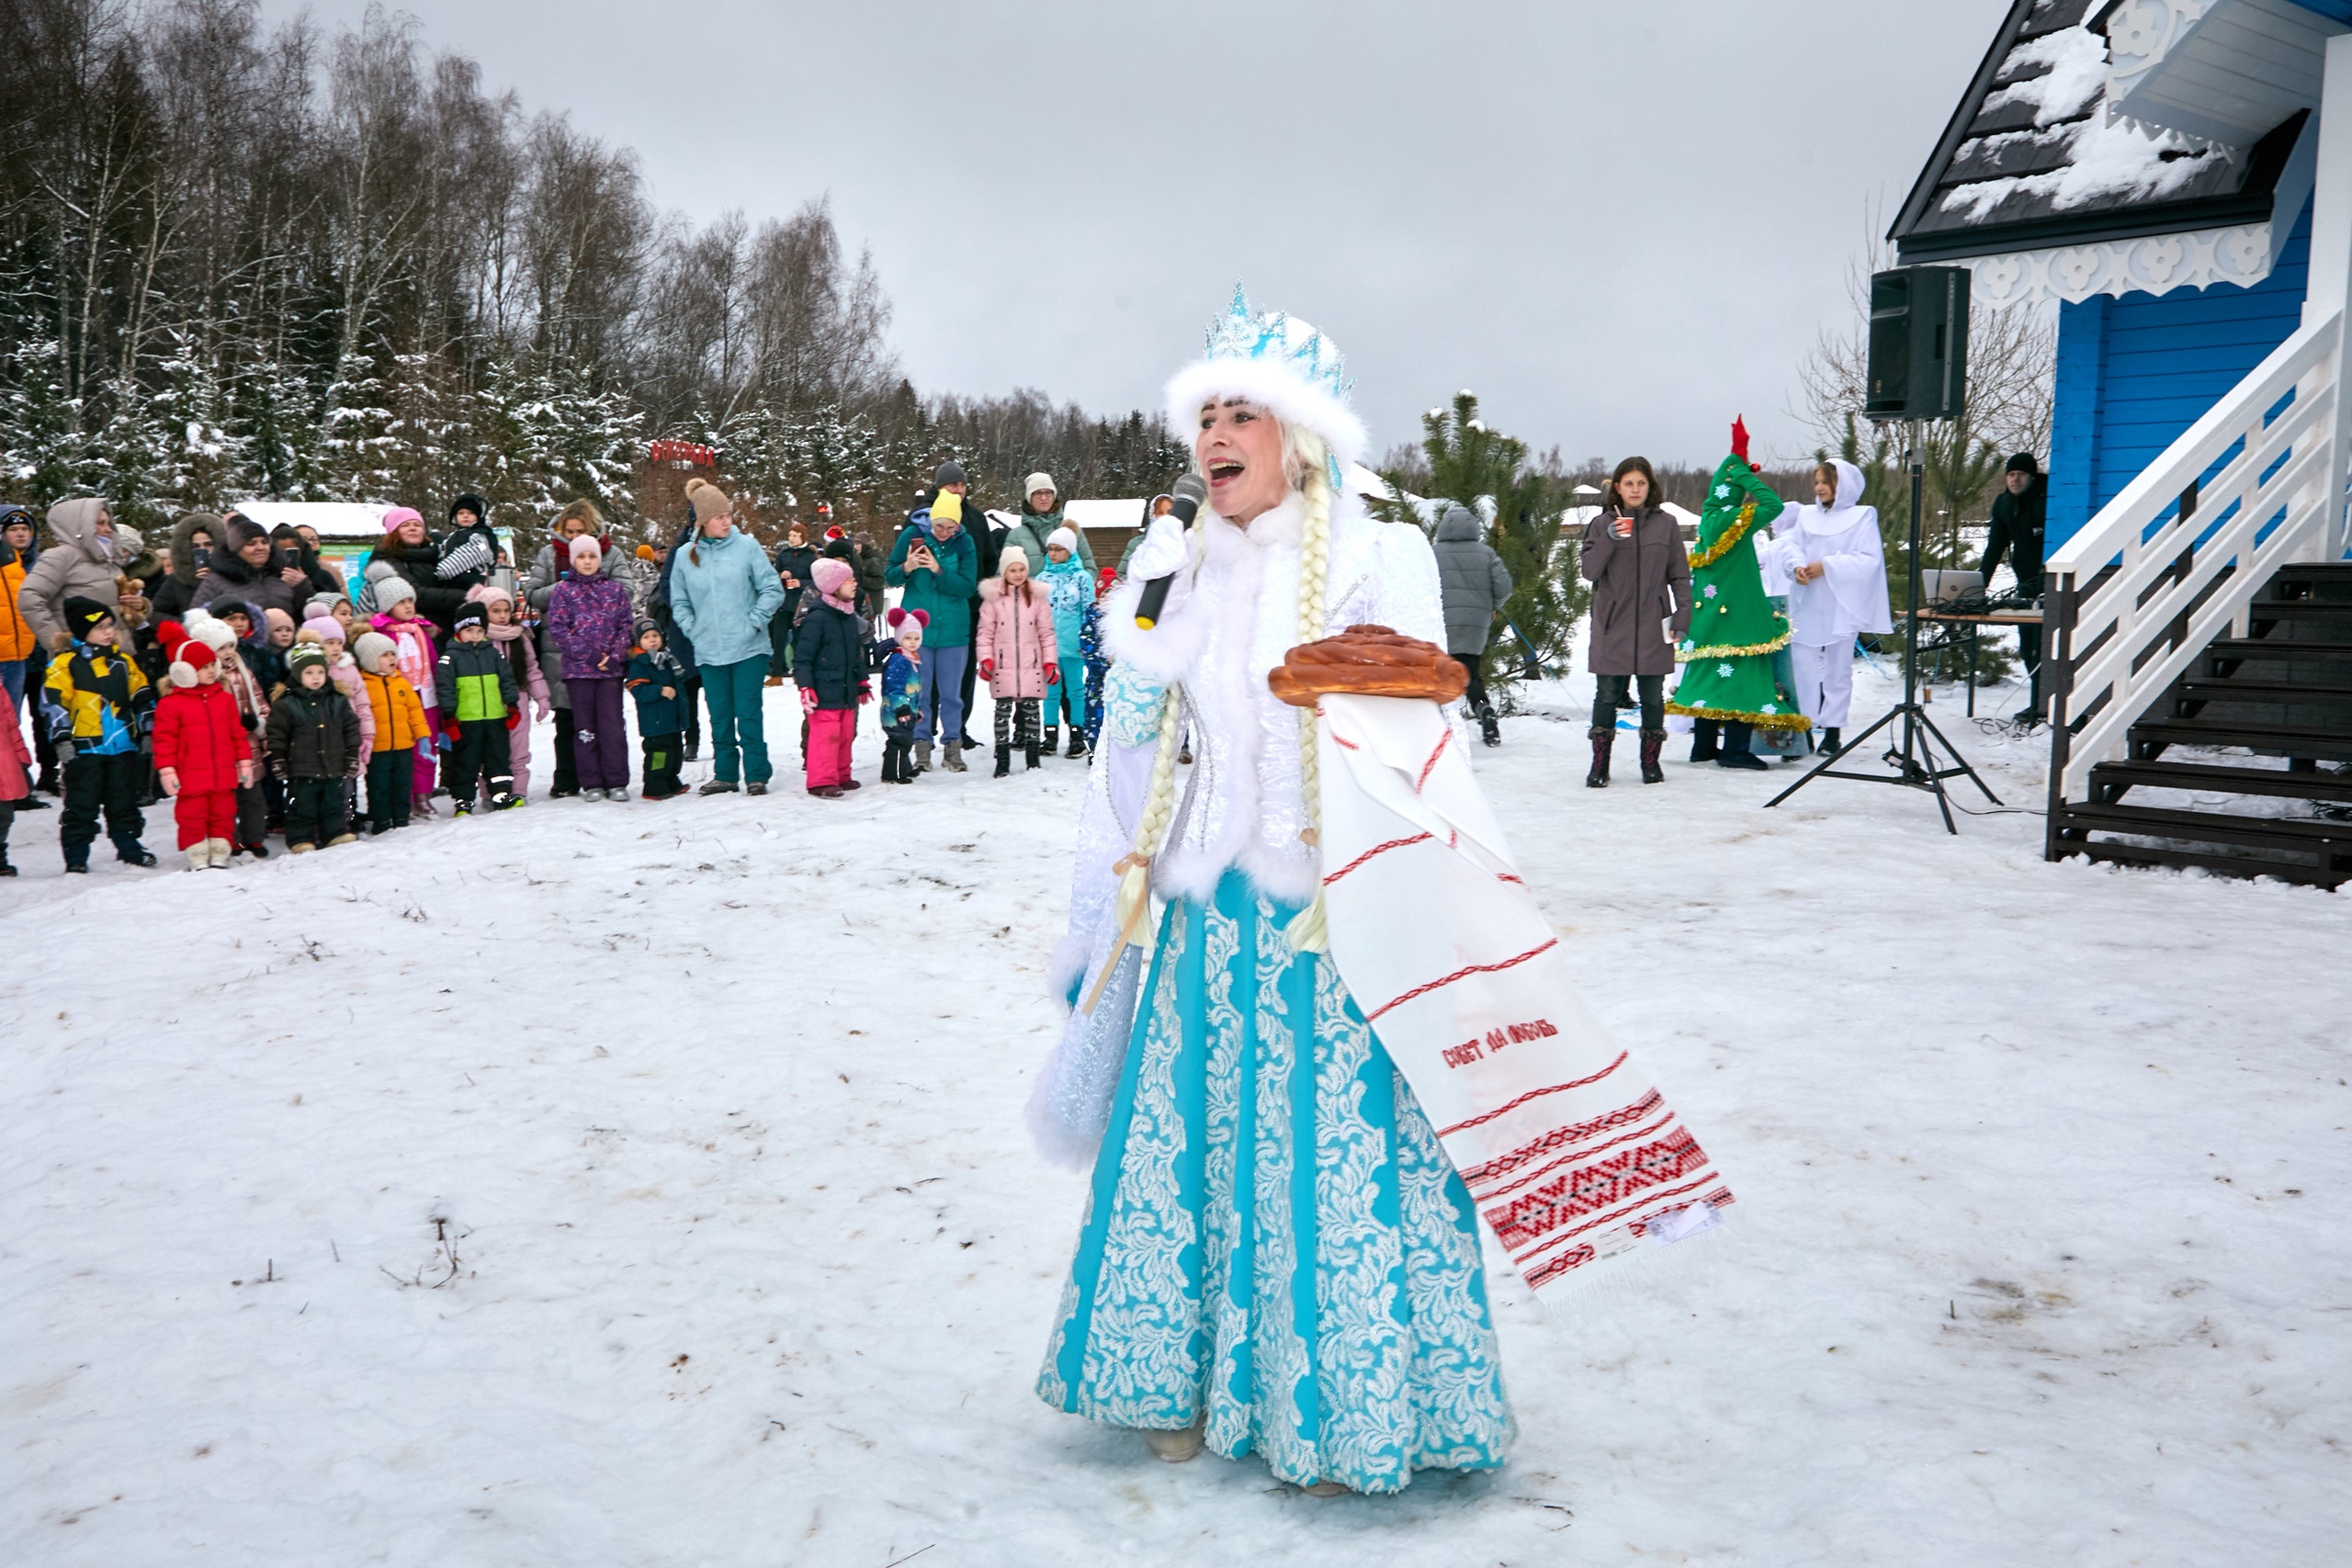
1046, 526, 1080, 554
1164, 287, 1366, 470
187, 615, 239, 655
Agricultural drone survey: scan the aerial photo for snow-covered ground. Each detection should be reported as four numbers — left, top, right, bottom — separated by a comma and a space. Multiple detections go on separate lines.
6, 666, 2348, 1567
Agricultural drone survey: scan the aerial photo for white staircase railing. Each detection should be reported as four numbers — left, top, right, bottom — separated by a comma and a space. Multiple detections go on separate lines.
2045, 307, 2351, 807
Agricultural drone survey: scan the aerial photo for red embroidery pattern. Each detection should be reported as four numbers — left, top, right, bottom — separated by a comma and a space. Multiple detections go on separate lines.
1485, 1129, 1713, 1252
1364, 939, 1561, 1027
1455, 1089, 1665, 1188
1416, 728, 1450, 793
1321, 831, 1434, 887
1433, 1048, 1623, 1136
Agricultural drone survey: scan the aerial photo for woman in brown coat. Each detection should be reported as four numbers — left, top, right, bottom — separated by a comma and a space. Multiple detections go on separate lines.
1579, 456, 1690, 786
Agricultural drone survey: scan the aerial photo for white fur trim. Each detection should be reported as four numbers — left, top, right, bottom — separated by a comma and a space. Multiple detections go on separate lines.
1100, 576, 1204, 682
1165, 357, 1368, 469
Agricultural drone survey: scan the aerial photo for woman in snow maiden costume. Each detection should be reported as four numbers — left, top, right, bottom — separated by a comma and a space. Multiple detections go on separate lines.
1032, 293, 1737, 1497
1030, 293, 1508, 1495
1666, 420, 1809, 769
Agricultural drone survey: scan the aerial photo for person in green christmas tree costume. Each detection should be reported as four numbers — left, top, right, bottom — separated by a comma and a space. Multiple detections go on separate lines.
1667, 418, 1811, 770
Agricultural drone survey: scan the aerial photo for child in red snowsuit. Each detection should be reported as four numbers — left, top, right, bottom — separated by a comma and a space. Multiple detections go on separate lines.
152, 628, 255, 870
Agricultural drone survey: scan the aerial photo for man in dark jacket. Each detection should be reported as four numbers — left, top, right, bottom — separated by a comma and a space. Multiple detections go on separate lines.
770, 523, 817, 680
1431, 504, 1515, 745
1981, 451, 2047, 721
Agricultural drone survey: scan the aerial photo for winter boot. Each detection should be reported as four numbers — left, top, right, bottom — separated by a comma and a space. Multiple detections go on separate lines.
1818, 726, 1842, 757
914, 740, 933, 773
35, 764, 59, 797
1585, 727, 1613, 788
1688, 718, 1721, 762
205, 837, 232, 868
1025, 741, 1042, 771
1638, 729, 1667, 784
186, 844, 209, 871
1067, 729, 1089, 759
993, 746, 1012, 779
1717, 721, 1769, 771
1043, 727, 1058, 756
698, 779, 740, 796
1478, 703, 1501, 748
941, 743, 967, 773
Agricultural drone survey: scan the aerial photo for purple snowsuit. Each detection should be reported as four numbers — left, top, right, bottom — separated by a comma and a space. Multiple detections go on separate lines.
547, 570, 635, 792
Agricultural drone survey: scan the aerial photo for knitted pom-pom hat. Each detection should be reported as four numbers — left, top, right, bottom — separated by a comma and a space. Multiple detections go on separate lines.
886, 605, 929, 642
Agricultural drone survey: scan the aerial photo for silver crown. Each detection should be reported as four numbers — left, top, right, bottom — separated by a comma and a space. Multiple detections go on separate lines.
1203, 286, 1353, 401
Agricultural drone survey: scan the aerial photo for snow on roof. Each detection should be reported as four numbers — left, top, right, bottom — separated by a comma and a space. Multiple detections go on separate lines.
222, 502, 393, 540
1890, 0, 2290, 262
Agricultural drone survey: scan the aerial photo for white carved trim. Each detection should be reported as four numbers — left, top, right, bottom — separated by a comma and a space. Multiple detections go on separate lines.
1961, 222, 2275, 307
2104, 0, 2208, 107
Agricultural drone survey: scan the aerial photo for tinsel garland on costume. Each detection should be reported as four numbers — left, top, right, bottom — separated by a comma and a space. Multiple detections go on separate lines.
1668, 435, 1810, 731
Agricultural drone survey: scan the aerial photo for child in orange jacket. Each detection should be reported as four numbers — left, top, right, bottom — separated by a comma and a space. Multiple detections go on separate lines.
354, 629, 429, 833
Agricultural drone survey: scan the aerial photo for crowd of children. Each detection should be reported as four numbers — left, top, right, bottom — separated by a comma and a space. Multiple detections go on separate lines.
2, 493, 1127, 877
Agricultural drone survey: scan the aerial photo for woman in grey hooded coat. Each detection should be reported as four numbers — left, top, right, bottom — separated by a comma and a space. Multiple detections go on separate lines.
1430, 503, 1514, 746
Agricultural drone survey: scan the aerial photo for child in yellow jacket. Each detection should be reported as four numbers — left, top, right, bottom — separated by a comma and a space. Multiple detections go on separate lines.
40, 595, 157, 871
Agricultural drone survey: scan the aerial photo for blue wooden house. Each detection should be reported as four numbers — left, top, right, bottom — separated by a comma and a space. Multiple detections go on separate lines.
1893, 0, 2352, 885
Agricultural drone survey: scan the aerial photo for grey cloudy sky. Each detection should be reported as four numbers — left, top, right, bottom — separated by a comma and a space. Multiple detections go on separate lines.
278, 0, 2007, 467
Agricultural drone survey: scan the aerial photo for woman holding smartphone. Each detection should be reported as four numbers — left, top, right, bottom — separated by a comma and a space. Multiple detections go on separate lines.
1578, 456, 1690, 785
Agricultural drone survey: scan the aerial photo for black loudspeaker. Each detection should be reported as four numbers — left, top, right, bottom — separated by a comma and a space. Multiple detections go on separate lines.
1866, 265, 1971, 421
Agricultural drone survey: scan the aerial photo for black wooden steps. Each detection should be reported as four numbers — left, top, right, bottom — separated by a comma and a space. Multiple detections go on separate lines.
2131, 717, 2352, 761
2177, 679, 2352, 703
2065, 835, 2347, 889
2052, 560, 2352, 889
2087, 758, 2352, 806
2053, 801, 2352, 888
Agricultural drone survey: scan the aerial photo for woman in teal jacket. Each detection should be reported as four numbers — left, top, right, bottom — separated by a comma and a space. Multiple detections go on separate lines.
669, 479, 786, 794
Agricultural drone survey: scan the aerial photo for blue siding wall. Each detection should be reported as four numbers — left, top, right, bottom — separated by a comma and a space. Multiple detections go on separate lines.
2047, 198, 2312, 548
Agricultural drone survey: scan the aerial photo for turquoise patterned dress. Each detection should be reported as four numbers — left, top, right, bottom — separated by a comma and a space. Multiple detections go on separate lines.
1035, 868, 1517, 1493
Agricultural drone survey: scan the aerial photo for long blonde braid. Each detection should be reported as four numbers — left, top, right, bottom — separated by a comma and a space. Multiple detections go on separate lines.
1082, 545, 1195, 1013
1286, 446, 1334, 953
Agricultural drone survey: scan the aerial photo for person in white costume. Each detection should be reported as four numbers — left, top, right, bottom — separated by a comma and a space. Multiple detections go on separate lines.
1026, 291, 1516, 1496
1760, 458, 1892, 753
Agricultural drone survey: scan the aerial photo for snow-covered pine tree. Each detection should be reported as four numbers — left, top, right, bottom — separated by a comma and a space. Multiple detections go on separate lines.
320, 352, 404, 502
138, 330, 254, 518
1376, 391, 1582, 697
239, 357, 330, 501
0, 333, 87, 505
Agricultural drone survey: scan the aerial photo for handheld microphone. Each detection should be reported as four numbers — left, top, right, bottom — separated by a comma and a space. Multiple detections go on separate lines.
1132, 473, 1207, 630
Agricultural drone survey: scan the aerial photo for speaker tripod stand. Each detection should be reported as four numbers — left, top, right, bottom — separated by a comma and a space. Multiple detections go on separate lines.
1764, 422, 1999, 835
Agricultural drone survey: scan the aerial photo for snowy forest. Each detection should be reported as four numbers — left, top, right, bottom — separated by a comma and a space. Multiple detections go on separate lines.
0, 0, 1193, 541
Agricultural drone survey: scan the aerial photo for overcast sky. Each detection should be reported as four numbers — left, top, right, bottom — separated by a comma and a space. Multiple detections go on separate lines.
276, 0, 2008, 467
